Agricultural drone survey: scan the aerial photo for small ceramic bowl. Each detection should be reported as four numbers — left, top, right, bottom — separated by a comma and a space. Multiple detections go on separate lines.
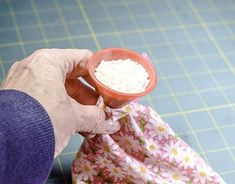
87, 48, 157, 108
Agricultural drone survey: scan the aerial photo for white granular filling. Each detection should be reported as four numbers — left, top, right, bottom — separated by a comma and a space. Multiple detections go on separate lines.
94, 59, 150, 93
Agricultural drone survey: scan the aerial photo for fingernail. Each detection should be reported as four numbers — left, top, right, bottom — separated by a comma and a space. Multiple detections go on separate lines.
106, 120, 120, 133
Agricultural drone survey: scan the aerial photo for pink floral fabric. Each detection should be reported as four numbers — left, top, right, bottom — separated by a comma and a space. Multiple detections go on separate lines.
71, 98, 226, 184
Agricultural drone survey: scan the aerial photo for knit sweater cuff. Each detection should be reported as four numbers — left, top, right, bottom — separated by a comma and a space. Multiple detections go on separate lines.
0, 89, 55, 184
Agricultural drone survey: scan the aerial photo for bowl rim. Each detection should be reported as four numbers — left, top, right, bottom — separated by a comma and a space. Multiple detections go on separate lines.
87, 47, 157, 97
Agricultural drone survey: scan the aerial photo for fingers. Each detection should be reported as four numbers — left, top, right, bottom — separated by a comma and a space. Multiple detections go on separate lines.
65, 78, 98, 105
70, 99, 120, 134
32, 49, 93, 79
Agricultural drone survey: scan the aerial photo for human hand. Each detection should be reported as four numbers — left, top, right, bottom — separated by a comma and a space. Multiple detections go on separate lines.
1, 49, 120, 156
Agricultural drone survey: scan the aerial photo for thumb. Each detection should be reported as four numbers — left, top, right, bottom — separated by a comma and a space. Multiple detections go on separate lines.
70, 99, 120, 134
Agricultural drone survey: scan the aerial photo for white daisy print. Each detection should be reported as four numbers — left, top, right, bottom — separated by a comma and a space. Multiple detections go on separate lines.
107, 164, 124, 182
145, 138, 160, 156
146, 121, 171, 140
144, 157, 159, 173
98, 136, 120, 158
114, 132, 140, 153
178, 149, 196, 169
162, 171, 189, 184
193, 165, 214, 183
135, 164, 153, 182
76, 161, 97, 181
97, 155, 111, 168
162, 141, 182, 162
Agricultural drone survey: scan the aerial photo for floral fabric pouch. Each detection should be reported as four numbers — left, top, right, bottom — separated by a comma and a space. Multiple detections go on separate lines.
71, 98, 225, 184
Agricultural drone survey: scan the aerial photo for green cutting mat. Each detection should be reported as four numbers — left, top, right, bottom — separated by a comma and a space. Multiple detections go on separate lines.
0, 0, 235, 183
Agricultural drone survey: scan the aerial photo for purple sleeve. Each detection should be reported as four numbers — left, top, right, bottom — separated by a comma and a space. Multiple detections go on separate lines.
0, 90, 55, 184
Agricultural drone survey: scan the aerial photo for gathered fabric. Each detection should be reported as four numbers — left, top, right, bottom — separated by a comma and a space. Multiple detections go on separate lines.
71, 97, 225, 184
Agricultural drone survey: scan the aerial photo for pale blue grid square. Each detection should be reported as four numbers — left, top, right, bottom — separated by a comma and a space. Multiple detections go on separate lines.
0, 14, 14, 28
119, 32, 144, 47
34, 0, 55, 9
158, 14, 179, 27
39, 10, 61, 24
218, 9, 235, 21
142, 31, 167, 45
48, 40, 72, 48
151, 45, 176, 60
0, 63, 4, 79
105, 4, 129, 17
173, 43, 197, 58
97, 35, 121, 48
213, 71, 235, 86
199, 11, 222, 22
176, 11, 200, 25
222, 173, 235, 184
186, 27, 209, 40
191, 74, 217, 89
43, 25, 67, 38
232, 148, 235, 159
62, 9, 84, 23
19, 26, 44, 42
139, 98, 151, 107
176, 93, 204, 110
149, 1, 170, 14
134, 16, 157, 29
0, 45, 24, 61
57, 0, 77, 8
182, 57, 207, 73
200, 90, 228, 106
128, 46, 149, 55
11, 0, 33, 12
3, 62, 15, 74
73, 37, 97, 51
128, 3, 149, 16
164, 115, 190, 134
0, 1, 9, 13
15, 12, 38, 27
221, 127, 235, 147
151, 96, 179, 114
227, 23, 235, 35
196, 130, 226, 151
187, 111, 215, 130
212, 0, 234, 8
191, 0, 212, 10
224, 87, 235, 103
225, 53, 235, 68
207, 150, 235, 173
203, 55, 229, 70
90, 19, 114, 33
113, 18, 136, 31
81, 0, 103, 7
168, 77, 194, 93
217, 38, 235, 53
85, 5, 107, 20
149, 80, 171, 97
180, 133, 201, 153
24, 42, 47, 55
208, 25, 232, 38
0, 29, 18, 44
67, 22, 90, 36
165, 29, 188, 42
194, 41, 218, 55
170, 0, 191, 11
159, 61, 184, 76
211, 108, 235, 126
152, 96, 180, 114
